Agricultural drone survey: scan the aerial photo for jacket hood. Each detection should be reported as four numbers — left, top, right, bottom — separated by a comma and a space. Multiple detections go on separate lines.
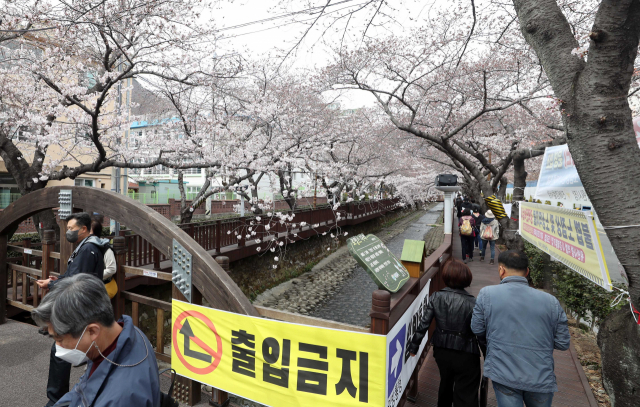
85, 235, 111, 249
482, 217, 497, 225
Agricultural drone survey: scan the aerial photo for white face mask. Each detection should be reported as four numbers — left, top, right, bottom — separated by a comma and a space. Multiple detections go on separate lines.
55, 326, 94, 367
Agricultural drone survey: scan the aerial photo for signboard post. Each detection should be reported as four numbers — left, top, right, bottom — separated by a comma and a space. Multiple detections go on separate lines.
519, 202, 612, 291
347, 234, 410, 293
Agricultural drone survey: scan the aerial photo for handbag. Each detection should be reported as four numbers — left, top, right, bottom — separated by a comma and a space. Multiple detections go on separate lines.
479, 377, 489, 407
104, 278, 118, 299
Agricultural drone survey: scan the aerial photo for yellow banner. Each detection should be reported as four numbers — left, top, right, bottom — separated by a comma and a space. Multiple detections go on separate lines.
519, 202, 612, 291
171, 301, 387, 407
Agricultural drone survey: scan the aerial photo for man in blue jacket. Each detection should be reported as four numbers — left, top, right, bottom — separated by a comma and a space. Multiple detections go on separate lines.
32, 274, 160, 407
36, 212, 109, 406
471, 250, 570, 407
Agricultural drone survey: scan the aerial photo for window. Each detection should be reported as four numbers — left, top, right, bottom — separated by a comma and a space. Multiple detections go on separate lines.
183, 168, 202, 175
74, 179, 95, 187
187, 186, 201, 194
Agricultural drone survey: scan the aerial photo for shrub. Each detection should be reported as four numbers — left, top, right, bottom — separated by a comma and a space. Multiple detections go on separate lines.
525, 241, 623, 329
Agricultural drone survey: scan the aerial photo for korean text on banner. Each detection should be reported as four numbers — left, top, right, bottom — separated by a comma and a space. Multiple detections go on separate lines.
535, 144, 587, 202
171, 300, 387, 407
386, 280, 431, 407
519, 202, 612, 291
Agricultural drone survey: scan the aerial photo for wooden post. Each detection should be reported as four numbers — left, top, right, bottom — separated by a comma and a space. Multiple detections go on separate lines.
173, 284, 202, 406
369, 290, 390, 335
0, 234, 7, 325
58, 218, 73, 275
21, 237, 31, 304
153, 247, 161, 270
41, 230, 55, 285
156, 308, 164, 354
214, 256, 230, 274
113, 236, 126, 320
238, 217, 245, 247
215, 220, 221, 253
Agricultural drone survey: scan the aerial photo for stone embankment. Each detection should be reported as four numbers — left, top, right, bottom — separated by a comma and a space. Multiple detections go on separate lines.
253, 203, 442, 321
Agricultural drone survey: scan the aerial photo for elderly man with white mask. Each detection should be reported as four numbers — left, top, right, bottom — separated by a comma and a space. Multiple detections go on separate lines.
32, 274, 160, 407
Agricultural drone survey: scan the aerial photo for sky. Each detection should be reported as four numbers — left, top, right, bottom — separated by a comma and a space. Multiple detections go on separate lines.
208, 0, 440, 108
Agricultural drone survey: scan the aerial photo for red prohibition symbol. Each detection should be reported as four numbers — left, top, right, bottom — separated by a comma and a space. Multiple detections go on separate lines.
173, 310, 223, 375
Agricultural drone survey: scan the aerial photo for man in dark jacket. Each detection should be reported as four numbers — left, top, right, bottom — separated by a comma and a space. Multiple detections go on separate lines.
36, 212, 107, 407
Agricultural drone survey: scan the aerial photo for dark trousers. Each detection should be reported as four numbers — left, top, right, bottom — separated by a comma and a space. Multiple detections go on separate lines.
46, 342, 72, 406
460, 235, 475, 259
434, 347, 481, 407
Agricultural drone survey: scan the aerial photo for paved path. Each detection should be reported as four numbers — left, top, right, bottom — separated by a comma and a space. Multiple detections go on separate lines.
408, 220, 598, 407
0, 320, 84, 407
311, 204, 443, 326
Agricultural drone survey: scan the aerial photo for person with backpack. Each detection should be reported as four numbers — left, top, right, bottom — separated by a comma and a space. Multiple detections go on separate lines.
91, 217, 118, 299
458, 208, 476, 264
480, 210, 500, 264
471, 207, 484, 253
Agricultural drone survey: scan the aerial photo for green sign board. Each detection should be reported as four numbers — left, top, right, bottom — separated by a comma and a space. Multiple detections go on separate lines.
401, 239, 425, 263
347, 234, 410, 293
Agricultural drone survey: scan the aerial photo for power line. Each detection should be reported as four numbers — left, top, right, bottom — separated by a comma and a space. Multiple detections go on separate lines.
214, 0, 361, 33
218, 1, 371, 41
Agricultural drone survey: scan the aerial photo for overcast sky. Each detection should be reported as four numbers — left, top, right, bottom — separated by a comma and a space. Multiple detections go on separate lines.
209, 0, 438, 108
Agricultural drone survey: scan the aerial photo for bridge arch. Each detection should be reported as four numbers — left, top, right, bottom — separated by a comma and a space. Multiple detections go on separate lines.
0, 186, 257, 316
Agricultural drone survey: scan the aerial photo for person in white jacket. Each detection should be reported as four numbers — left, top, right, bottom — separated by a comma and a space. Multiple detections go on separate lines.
91, 218, 117, 298
479, 210, 500, 264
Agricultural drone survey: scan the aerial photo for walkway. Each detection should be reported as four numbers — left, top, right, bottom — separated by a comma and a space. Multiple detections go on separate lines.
0, 320, 84, 407
311, 204, 443, 326
408, 221, 598, 407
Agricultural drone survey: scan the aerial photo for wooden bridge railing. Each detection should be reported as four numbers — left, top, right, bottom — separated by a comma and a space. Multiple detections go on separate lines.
119, 198, 401, 269
369, 206, 451, 406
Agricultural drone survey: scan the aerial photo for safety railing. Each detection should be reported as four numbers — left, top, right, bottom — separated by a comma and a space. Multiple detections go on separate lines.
369, 206, 452, 406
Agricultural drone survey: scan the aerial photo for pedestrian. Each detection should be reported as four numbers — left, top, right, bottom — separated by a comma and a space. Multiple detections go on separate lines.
455, 195, 463, 218
32, 274, 161, 407
91, 217, 118, 299
479, 210, 499, 264
458, 208, 476, 264
461, 197, 473, 214
35, 212, 108, 407
471, 251, 570, 407
409, 260, 483, 407
471, 207, 484, 253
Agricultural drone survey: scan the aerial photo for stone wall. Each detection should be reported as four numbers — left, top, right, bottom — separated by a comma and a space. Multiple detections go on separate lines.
227, 206, 415, 301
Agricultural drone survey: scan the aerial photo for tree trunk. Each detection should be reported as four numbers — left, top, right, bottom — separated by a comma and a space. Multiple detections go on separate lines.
511, 0, 640, 403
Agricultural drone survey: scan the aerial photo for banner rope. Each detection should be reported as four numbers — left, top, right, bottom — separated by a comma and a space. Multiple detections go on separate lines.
611, 286, 639, 325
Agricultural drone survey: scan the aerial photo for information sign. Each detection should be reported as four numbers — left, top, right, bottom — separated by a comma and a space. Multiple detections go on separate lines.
171, 300, 387, 407
519, 202, 612, 291
347, 234, 410, 293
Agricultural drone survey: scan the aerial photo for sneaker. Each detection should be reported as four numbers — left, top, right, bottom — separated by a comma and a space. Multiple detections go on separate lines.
464, 258, 468, 264
480, 256, 484, 262
469, 257, 473, 262
489, 259, 494, 265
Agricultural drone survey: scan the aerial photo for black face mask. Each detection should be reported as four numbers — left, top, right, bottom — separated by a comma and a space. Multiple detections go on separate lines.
66, 229, 79, 243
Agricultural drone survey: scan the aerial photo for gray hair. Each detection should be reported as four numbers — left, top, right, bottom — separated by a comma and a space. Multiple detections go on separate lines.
32, 274, 115, 338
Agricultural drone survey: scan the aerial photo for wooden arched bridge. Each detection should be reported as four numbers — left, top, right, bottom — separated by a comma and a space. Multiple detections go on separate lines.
0, 188, 597, 407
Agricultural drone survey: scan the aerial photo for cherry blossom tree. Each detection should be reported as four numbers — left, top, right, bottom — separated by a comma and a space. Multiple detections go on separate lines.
0, 0, 223, 235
